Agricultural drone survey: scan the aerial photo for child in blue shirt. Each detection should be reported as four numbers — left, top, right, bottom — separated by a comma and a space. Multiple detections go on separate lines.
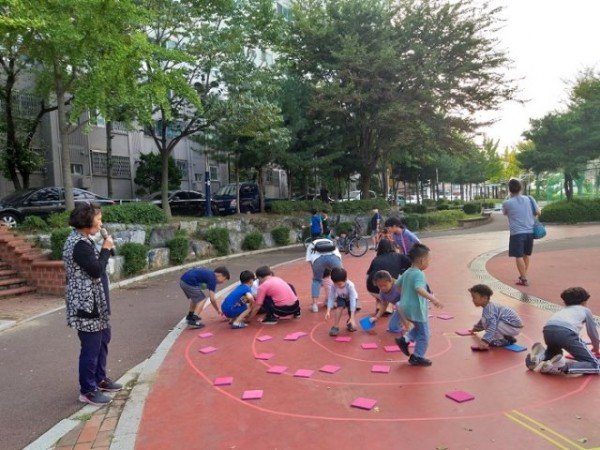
394, 244, 443, 366
180, 266, 230, 328
310, 209, 323, 240
325, 268, 358, 336
221, 271, 256, 329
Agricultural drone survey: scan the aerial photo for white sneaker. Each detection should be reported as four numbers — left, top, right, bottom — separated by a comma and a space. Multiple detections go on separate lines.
540, 354, 567, 375
525, 342, 546, 371
311, 303, 319, 313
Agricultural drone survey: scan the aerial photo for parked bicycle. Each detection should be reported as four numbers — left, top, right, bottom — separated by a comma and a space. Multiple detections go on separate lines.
336, 219, 369, 257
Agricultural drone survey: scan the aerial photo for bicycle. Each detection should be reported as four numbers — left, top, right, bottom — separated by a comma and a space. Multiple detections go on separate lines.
336, 219, 369, 257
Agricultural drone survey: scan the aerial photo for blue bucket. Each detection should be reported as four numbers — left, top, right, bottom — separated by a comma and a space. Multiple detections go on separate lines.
359, 316, 374, 331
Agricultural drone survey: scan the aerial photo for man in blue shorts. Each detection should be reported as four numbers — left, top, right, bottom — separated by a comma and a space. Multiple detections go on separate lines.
221, 270, 256, 329
502, 178, 540, 286
179, 266, 230, 328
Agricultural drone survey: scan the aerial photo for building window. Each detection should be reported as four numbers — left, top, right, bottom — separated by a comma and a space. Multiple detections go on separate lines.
91, 152, 132, 178
175, 159, 188, 178
209, 166, 219, 181
71, 164, 84, 176
194, 173, 204, 182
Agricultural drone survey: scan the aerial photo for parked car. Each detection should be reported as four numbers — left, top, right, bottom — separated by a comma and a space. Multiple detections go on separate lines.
213, 182, 274, 215
145, 190, 218, 216
0, 187, 115, 227
339, 190, 376, 202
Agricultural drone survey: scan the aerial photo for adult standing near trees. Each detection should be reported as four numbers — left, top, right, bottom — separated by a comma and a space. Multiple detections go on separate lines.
63, 203, 120, 406
503, 178, 540, 286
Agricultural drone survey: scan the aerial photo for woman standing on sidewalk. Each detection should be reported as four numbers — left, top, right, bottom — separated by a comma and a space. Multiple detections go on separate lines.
63, 203, 122, 406
502, 178, 540, 286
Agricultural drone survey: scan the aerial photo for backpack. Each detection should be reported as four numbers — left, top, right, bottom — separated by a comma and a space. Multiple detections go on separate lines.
312, 239, 336, 253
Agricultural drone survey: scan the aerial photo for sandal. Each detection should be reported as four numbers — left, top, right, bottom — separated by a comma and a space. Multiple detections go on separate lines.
329, 326, 340, 336
516, 277, 529, 286
231, 322, 248, 329
346, 323, 357, 332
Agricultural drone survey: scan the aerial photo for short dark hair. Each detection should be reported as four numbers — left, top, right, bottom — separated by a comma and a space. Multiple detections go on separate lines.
311, 209, 318, 215
384, 216, 405, 229
255, 265, 273, 278
376, 238, 394, 255
508, 178, 522, 194
323, 267, 332, 278
408, 243, 430, 262
330, 267, 347, 283
372, 270, 393, 283
214, 266, 230, 280
68, 202, 101, 229
239, 270, 255, 284
469, 284, 493, 298
560, 287, 590, 306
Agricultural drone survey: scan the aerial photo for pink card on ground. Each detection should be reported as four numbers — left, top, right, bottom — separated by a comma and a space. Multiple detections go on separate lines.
371, 365, 391, 373
284, 334, 300, 341
199, 346, 217, 354
319, 365, 341, 374
213, 377, 233, 386
242, 390, 263, 400
351, 397, 378, 410
255, 352, 274, 360
267, 365, 287, 374
445, 390, 475, 403
455, 329, 472, 336
335, 336, 352, 342
256, 335, 272, 342
384, 345, 400, 353
293, 331, 308, 338
361, 342, 378, 350
198, 332, 213, 338
294, 369, 314, 378
437, 314, 454, 320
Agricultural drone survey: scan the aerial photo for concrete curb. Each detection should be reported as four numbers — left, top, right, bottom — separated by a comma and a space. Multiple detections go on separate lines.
109, 256, 302, 450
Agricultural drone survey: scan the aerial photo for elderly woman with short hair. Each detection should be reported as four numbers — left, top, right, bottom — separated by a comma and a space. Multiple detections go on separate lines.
63, 202, 119, 406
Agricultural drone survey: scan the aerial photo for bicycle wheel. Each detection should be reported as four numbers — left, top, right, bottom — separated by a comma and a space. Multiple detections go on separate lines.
348, 237, 369, 257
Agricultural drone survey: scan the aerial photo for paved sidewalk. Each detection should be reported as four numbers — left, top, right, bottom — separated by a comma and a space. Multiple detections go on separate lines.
109, 223, 600, 449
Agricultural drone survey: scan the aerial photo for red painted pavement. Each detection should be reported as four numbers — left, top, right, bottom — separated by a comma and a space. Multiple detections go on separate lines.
136, 226, 600, 449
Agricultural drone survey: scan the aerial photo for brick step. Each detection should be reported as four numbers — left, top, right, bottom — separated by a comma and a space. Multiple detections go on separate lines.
0, 285, 37, 298
0, 277, 28, 289
0, 264, 11, 271
0, 269, 18, 279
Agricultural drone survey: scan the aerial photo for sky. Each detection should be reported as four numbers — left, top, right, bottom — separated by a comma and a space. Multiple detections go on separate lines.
475, 0, 600, 151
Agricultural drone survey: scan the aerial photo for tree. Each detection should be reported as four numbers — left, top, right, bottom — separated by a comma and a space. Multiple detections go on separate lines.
285, 0, 516, 199
134, 152, 182, 194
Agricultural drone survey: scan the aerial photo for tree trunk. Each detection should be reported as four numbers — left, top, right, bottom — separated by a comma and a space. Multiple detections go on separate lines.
160, 149, 172, 218
2, 64, 23, 190
257, 167, 266, 213
564, 172, 573, 201
235, 162, 240, 214
106, 121, 114, 198
55, 69, 75, 211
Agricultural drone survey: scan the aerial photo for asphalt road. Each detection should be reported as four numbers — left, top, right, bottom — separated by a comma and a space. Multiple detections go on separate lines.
0, 247, 305, 450
0, 214, 510, 450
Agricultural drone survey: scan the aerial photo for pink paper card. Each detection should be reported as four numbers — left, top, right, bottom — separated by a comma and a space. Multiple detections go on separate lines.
384, 345, 400, 353
284, 334, 299, 341
293, 331, 308, 338
213, 377, 233, 386
242, 390, 263, 400
256, 335, 272, 342
445, 390, 475, 403
294, 369, 314, 378
371, 365, 391, 373
199, 346, 217, 354
351, 397, 377, 410
437, 314, 454, 320
267, 365, 288, 374
335, 336, 352, 342
255, 352, 274, 360
319, 365, 341, 374
361, 342, 378, 350
455, 329, 472, 336
198, 332, 213, 338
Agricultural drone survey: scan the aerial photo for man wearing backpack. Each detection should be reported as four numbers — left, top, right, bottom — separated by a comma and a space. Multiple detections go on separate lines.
306, 238, 342, 313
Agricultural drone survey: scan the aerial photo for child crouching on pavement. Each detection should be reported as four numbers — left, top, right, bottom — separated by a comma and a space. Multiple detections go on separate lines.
325, 268, 358, 336
221, 270, 256, 329
526, 287, 600, 375
369, 270, 411, 333
469, 284, 523, 349
179, 266, 229, 328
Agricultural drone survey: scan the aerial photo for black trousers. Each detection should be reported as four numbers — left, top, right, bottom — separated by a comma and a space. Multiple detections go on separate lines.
263, 296, 300, 320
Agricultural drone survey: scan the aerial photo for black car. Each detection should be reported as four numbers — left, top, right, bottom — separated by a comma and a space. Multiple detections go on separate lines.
0, 187, 115, 227
146, 190, 218, 216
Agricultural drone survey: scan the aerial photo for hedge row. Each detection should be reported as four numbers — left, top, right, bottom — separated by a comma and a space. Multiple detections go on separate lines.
270, 198, 389, 215
540, 198, 600, 223
402, 210, 466, 231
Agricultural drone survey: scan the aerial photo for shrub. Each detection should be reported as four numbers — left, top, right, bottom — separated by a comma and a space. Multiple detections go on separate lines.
167, 234, 190, 265
101, 202, 167, 225
422, 199, 436, 207
402, 215, 420, 231
331, 198, 389, 214
462, 202, 482, 214
119, 242, 149, 275
271, 227, 290, 246
50, 227, 72, 260
540, 198, 600, 223
436, 204, 450, 211
270, 199, 331, 214
334, 221, 354, 236
242, 232, 264, 251
421, 210, 465, 227
20, 215, 48, 231
46, 211, 70, 229
204, 227, 230, 255
403, 204, 427, 214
